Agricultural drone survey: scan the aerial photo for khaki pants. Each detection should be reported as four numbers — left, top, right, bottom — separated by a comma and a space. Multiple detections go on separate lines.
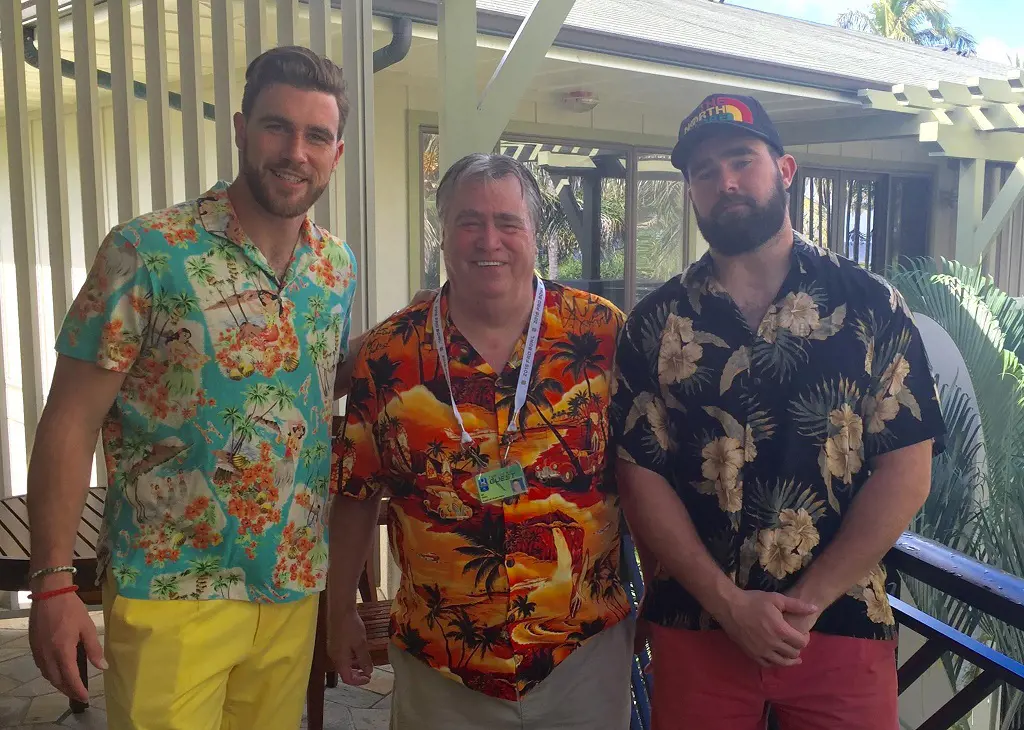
388, 617, 635, 730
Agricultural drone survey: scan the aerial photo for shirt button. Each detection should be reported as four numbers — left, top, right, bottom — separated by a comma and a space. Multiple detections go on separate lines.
505, 558, 515, 568
753, 377, 763, 386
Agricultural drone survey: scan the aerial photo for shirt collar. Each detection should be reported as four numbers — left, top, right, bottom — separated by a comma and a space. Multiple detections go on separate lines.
195, 180, 318, 279
196, 180, 315, 246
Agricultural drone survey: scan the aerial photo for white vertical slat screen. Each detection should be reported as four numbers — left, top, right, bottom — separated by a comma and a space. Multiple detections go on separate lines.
245, 0, 270, 64
73, 0, 107, 266
72, 0, 110, 489
212, 0, 238, 183
108, 0, 140, 222
143, 1, 173, 210
309, 0, 335, 231
178, 0, 206, 198
0, 1, 45, 453
37, 1, 74, 322
278, 0, 298, 46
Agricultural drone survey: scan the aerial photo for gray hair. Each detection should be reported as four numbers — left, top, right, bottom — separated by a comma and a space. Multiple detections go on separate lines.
436, 153, 544, 237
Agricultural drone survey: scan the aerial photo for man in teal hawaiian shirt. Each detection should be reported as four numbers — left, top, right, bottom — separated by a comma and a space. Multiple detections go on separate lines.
26, 46, 358, 729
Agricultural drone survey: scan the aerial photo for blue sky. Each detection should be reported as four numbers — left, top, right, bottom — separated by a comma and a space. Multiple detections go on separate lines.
728, 0, 1023, 65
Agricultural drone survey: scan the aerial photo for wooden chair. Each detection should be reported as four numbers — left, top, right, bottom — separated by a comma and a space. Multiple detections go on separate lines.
0, 488, 106, 715
305, 498, 392, 730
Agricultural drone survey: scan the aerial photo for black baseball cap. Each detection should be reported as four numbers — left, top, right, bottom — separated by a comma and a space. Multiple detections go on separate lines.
671, 94, 785, 176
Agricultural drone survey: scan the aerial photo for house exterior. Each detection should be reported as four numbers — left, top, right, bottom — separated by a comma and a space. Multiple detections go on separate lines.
0, 1, 1021, 722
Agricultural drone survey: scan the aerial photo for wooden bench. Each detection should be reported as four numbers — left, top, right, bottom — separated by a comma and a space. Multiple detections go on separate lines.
0, 487, 106, 714
0, 485, 393, 728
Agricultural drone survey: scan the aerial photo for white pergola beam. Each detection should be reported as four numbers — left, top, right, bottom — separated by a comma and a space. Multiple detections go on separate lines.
438, 0, 578, 171
971, 158, 1024, 262
858, 88, 919, 114
971, 76, 1024, 105
928, 80, 983, 107
893, 83, 948, 110
956, 158, 986, 262
920, 123, 1024, 164
475, 0, 576, 147
438, 0, 481, 171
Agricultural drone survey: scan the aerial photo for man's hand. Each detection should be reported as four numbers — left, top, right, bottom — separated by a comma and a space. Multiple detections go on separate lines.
782, 609, 821, 637
29, 592, 106, 702
329, 606, 373, 686
716, 590, 819, 667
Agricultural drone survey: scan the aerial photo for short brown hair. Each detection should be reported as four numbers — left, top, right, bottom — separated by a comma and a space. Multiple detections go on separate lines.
241, 45, 349, 138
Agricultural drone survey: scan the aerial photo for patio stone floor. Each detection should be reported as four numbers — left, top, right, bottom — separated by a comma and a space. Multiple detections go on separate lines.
0, 612, 392, 729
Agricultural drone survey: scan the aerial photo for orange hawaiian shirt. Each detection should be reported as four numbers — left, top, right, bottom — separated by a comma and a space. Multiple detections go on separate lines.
333, 281, 629, 699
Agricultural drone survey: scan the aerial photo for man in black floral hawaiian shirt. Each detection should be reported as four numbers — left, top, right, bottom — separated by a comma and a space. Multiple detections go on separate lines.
611, 93, 946, 730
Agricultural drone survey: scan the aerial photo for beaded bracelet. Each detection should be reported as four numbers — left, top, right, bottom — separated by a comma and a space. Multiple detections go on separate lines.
29, 585, 79, 602
28, 566, 77, 583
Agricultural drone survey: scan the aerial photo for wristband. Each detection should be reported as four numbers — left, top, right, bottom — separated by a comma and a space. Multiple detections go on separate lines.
28, 566, 78, 583
29, 585, 79, 601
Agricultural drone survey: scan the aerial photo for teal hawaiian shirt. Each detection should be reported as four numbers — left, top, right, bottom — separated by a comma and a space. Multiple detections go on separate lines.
56, 181, 356, 603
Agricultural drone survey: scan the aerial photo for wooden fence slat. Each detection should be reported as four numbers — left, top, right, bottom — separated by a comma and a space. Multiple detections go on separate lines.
211, 0, 238, 182
143, 0, 173, 209
108, 0, 140, 221
178, 0, 207, 198
0, 1, 45, 448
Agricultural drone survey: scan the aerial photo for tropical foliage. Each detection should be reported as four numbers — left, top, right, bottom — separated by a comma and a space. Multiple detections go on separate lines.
836, 0, 977, 55
888, 257, 1024, 728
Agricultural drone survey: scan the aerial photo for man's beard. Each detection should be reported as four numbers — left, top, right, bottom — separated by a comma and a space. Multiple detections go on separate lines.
694, 174, 789, 257
241, 150, 327, 219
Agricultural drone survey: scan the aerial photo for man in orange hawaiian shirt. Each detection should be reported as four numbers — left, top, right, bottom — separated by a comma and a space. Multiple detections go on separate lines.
328, 154, 634, 728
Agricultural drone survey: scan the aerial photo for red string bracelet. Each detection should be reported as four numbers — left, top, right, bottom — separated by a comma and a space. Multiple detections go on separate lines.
29, 585, 79, 602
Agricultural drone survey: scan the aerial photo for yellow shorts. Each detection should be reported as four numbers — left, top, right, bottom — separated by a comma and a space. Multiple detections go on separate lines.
102, 577, 319, 730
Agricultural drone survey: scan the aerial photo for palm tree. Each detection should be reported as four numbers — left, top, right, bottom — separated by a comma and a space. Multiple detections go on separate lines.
186, 556, 221, 597
551, 332, 606, 401
422, 583, 456, 667
396, 622, 430, 662
888, 257, 1024, 727
836, 0, 976, 55
472, 624, 504, 663
391, 309, 428, 382
367, 355, 402, 409
499, 369, 584, 475
445, 608, 484, 668
454, 512, 506, 597
511, 594, 537, 620
151, 575, 181, 599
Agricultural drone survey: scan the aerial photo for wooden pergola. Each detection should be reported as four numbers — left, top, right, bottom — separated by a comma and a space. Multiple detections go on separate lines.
858, 71, 1024, 265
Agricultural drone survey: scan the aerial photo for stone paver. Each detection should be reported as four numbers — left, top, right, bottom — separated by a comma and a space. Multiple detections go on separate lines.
0, 611, 393, 729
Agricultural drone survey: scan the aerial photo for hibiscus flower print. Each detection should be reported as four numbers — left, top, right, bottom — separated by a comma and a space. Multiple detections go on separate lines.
701, 437, 744, 486
757, 528, 802, 580
659, 315, 702, 385
777, 292, 820, 337
778, 508, 820, 556
864, 394, 900, 434
881, 354, 911, 396
647, 398, 672, 451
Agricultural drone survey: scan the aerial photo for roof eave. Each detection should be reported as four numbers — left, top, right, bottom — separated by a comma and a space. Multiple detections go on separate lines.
371, 0, 887, 95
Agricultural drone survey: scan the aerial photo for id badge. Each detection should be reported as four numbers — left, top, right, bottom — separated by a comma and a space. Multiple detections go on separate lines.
474, 462, 529, 504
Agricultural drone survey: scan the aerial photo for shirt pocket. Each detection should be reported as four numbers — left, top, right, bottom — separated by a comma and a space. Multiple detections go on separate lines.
520, 413, 608, 495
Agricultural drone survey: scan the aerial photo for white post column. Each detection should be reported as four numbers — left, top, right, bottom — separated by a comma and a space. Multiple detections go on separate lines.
955, 158, 986, 263
342, 0, 377, 335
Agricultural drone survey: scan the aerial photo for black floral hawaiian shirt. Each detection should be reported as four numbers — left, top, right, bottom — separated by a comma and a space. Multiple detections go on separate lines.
611, 235, 946, 640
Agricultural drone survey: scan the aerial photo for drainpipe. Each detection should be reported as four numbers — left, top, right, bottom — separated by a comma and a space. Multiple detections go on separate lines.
373, 16, 413, 72
21, 15, 413, 120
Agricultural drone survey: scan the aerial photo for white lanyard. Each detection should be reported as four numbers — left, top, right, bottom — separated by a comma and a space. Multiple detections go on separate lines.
431, 277, 546, 449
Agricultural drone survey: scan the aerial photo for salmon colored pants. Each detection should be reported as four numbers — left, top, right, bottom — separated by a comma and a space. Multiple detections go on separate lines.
649, 625, 899, 730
